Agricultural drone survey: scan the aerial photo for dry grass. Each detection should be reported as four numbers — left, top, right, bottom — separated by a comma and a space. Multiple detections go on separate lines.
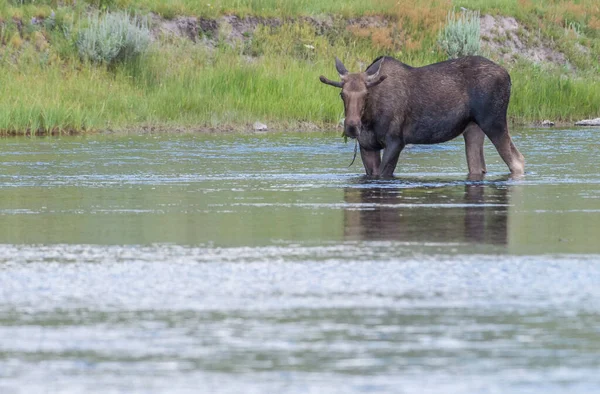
347, 26, 400, 51
347, 0, 450, 53
389, 0, 450, 51
589, 16, 600, 31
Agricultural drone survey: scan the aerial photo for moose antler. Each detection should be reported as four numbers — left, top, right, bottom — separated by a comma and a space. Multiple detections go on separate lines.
319, 75, 344, 88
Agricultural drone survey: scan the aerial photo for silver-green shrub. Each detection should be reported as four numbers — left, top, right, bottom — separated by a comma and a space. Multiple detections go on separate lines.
77, 12, 151, 65
438, 9, 481, 59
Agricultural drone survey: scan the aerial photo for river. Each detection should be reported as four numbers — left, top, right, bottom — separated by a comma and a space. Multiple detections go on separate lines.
1, 128, 599, 393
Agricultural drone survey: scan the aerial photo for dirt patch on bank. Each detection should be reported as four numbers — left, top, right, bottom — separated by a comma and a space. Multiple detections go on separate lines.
152, 14, 393, 46
480, 15, 567, 65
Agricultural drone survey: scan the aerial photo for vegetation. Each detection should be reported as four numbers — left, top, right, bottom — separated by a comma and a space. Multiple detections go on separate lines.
438, 9, 480, 58
77, 12, 151, 65
0, 0, 599, 134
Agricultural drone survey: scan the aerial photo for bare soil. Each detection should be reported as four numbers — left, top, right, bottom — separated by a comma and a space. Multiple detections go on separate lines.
479, 15, 567, 66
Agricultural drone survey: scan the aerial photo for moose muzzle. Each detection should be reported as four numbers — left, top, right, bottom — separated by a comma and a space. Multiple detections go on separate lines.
344, 118, 361, 139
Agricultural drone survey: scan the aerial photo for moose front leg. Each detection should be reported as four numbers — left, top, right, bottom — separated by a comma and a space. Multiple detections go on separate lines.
359, 147, 381, 177
379, 136, 405, 178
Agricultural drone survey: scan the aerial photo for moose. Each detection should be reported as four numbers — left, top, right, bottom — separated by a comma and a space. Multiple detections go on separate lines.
319, 56, 525, 178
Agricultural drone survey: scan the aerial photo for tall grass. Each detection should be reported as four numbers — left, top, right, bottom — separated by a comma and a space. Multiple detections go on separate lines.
2, 42, 597, 134
0, 42, 343, 133
510, 66, 600, 122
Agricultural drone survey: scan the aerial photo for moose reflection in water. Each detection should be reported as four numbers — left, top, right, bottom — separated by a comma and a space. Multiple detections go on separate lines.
343, 179, 511, 245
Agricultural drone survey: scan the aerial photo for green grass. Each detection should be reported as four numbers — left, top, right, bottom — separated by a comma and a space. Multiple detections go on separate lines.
2, 0, 400, 18
510, 65, 600, 122
1, 0, 599, 134
0, 41, 344, 133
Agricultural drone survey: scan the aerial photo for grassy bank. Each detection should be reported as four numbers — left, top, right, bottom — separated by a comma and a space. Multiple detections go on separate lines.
1, 0, 599, 134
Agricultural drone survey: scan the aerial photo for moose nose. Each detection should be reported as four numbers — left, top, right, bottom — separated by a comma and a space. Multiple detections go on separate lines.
344, 118, 361, 138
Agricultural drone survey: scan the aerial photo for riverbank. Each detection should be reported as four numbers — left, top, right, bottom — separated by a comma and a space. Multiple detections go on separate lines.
1, 0, 599, 135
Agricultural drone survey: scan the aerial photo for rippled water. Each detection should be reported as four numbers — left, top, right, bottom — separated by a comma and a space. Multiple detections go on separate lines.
1, 128, 599, 393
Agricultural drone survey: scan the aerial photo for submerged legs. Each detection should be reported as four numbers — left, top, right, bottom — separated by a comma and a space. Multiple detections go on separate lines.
360, 147, 381, 177
379, 137, 405, 178
478, 119, 525, 176
463, 123, 487, 175
486, 129, 525, 176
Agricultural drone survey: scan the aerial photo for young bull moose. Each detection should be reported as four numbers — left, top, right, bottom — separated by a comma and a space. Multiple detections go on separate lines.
319, 56, 525, 177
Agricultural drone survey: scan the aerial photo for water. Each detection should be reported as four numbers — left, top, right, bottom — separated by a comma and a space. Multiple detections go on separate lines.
1, 128, 599, 393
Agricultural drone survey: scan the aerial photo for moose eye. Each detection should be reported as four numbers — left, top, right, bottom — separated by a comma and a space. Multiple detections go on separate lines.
339, 92, 344, 98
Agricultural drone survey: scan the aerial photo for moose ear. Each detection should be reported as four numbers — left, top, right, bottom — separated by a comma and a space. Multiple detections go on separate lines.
366, 75, 387, 88
335, 57, 349, 78
366, 57, 385, 88
366, 57, 384, 79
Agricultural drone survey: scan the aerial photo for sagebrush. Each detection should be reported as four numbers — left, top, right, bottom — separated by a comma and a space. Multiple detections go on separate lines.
438, 9, 481, 59
77, 12, 150, 65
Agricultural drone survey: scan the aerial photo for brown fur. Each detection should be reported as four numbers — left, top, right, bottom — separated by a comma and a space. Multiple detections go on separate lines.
320, 56, 525, 178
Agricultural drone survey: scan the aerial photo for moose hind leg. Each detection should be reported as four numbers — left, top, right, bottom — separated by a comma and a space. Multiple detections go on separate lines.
463, 123, 487, 176
481, 121, 525, 175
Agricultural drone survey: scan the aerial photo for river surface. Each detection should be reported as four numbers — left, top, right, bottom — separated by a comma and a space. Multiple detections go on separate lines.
1, 128, 599, 393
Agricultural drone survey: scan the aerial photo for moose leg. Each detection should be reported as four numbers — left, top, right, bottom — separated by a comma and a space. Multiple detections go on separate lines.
379, 137, 405, 178
481, 122, 525, 176
360, 147, 381, 177
463, 123, 487, 176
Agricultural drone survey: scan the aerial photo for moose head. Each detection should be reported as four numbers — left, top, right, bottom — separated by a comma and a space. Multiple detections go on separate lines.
319, 57, 387, 138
